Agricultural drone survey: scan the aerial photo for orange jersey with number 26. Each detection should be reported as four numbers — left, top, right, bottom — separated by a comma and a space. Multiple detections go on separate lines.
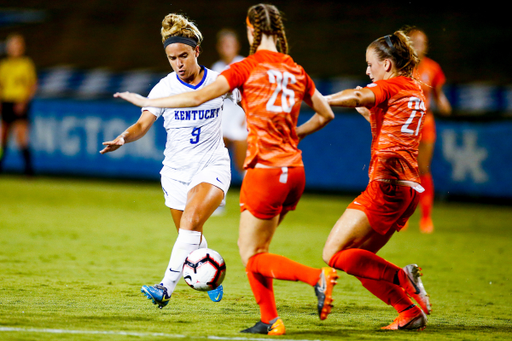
221, 50, 316, 169
365, 76, 426, 183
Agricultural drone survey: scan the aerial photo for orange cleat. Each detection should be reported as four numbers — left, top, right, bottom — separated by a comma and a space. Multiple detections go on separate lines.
420, 217, 434, 234
267, 318, 286, 335
381, 305, 427, 330
241, 318, 286, 335
314, 267, 339, 320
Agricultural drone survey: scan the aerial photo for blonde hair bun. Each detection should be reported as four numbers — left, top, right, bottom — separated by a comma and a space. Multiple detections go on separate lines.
161, 13, 203, 45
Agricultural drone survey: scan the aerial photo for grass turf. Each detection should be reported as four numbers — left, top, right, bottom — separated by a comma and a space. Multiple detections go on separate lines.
0, 175, 511, 340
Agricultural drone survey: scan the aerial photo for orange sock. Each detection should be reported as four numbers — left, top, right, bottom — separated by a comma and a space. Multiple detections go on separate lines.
420, 173, 434, 220
358, 276, 414, 313
248, 253, 321, 286
246, 266, 277, 324
246, 253, 322, 323
328, 249, 399, 283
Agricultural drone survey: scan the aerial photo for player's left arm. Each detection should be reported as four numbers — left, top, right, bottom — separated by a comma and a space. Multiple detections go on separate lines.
114, 75, 232, 108
324, 87, 375, 122
296, 89, 335, 140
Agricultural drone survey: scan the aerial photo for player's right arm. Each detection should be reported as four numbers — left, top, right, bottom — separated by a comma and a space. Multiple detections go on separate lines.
432, 84, 452, 116
114, 76, 231, 109
100, 110, 156, 154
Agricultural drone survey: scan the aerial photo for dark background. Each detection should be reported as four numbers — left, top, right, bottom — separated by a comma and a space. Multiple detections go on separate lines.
1, 1, 510, 84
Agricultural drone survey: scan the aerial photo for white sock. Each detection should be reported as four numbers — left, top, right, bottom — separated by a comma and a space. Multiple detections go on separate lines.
200, 235, 208, 249
161, 229, 202, 294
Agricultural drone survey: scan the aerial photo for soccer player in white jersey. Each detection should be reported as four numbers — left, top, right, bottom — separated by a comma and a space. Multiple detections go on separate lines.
100, 13, 236, 307
211, 29, 247, 179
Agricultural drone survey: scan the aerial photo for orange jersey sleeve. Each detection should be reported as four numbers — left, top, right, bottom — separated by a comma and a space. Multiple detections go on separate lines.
221, 50, 316, 168
365, 76, 427, 183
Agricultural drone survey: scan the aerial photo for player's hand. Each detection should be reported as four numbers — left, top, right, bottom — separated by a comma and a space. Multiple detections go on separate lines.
100, 137, 125, 154
113, 92, 148, 107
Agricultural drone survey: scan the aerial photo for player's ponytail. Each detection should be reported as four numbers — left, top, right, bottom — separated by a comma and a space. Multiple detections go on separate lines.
161, 13, 203, 47
369, 30, 419, 77
247, 4, 288, 55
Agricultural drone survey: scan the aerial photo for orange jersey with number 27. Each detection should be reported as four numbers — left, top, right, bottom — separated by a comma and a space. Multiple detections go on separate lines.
365, 76, 426, 183
221, 50, 316, 169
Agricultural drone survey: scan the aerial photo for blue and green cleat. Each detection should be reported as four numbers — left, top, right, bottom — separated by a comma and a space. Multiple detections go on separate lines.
141, 284, 171, 309
207, 284, 223, 302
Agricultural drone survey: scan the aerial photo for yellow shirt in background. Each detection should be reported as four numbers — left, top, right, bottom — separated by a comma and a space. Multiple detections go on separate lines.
0, 56, 37, 103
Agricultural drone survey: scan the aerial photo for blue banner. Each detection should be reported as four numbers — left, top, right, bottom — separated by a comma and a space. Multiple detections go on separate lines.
2, 98, 511, 199
2, 98, 166, 179
432, 119, 512, 198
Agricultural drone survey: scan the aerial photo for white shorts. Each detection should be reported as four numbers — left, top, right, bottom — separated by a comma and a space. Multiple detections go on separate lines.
221, 99, 248, 141
161, 164, 231, 211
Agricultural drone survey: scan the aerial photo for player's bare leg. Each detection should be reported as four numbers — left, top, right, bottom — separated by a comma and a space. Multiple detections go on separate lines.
239, 211, 337, 334
0, 122, 11, 172
142, 183, 224, 307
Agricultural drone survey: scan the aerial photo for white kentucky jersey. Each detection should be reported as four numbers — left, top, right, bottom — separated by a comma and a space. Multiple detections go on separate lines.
142, 66, 230, 182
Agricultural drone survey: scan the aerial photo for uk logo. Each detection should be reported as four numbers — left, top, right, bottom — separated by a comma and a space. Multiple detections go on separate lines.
441, 129, 488, 183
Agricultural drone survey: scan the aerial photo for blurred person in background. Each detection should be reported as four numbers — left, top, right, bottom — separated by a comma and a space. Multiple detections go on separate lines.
114, 3, 338, 335
211, 28, 247, 178
101, 13, 235, 308
405, 26, 452, 233
323, 30, 431, 331
0, 33, 37, 175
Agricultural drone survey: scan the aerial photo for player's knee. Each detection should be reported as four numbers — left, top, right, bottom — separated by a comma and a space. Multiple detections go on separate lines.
180, 212, 204, 231
322, 247, 336, 267
238, 238, 267, 267
237, 238, 250, 266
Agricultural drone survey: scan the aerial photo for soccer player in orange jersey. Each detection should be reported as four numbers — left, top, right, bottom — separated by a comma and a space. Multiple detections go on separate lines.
322, 30, 432, 330
405, 26, 452, 233
114, 4, 337, 335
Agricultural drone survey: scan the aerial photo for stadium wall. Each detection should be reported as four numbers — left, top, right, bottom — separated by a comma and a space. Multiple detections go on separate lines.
2, 98, 511, 199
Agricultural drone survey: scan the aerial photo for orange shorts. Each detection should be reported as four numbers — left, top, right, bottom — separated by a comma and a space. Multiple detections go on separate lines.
240, 166, 305, 219
348, 180, 420, 235
420, 113, 436, 143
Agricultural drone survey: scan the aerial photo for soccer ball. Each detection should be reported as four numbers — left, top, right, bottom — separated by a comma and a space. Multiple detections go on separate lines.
183, 248, 226, 291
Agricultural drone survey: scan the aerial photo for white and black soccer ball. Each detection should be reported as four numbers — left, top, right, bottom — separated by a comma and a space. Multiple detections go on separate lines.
183, 248, 226, 291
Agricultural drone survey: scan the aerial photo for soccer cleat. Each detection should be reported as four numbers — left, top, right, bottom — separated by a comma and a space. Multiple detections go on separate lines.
420, 217, 434, 234
207, 284, 223, 302
141, 284, 171, 309
314, 267, 339, 320
240, 318, 285, 335
399, 264, 432, 315
381, 305, 427, 330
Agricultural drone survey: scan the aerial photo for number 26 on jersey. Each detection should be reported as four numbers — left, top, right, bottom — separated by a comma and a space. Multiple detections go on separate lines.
266, 70, 297, 113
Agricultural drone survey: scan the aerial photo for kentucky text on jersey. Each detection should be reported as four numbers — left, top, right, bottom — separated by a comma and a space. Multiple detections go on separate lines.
174, 107, 222, 121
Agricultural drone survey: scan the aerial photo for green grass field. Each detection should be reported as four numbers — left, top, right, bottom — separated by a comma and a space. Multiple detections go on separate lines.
1, 175, 511, 340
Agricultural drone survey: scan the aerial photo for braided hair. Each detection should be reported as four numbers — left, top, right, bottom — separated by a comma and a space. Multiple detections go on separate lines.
368, 30, 419, 78
246, 4, 288, 55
